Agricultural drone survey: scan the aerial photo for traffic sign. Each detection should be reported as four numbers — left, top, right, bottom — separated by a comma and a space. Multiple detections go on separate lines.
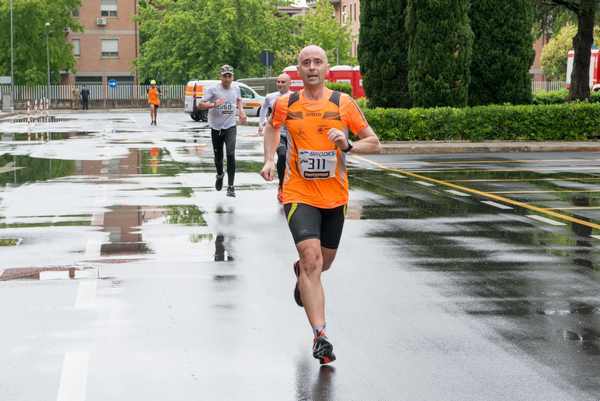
108, 79, 117, 88
260, 50, 274, 67
0, 76, 12, 84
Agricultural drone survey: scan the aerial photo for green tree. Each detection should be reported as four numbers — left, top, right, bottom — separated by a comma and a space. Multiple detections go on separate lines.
541, 23, 600, 80
358, 0, 410, 108
0, 0, 81, 85
293, 0, 352, 66
136, 0, 294, 83
136, 0, 352, 82
541, 0, 599, 100
406, 0, 473, 107
542, 23, 577, 80
469, 0, 535, 105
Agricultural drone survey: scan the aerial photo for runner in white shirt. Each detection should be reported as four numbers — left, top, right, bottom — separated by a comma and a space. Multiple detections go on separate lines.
258, 73, 291, 202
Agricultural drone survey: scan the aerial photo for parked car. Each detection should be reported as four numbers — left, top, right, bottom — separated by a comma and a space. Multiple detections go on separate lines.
184, 80, 265, 122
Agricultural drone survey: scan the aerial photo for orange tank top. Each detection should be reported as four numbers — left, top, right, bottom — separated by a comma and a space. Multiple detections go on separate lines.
147, 87, 160, 105
270, 88, 369, 209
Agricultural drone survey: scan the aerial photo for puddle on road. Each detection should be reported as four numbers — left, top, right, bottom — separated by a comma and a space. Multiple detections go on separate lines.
350, 166, 600, 382
0, 154, 76, 186
0, 132, 93, 142
0, 238, 21, 246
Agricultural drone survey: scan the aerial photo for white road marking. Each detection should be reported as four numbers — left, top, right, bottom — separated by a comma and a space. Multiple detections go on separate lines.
591, 235, 600, 240
40, 271, 70, 280
481, 201, 513, 210
415, 180, 435, 187
526, 215, 566, 226
75, 280, 97, 309
56, 351, 89, 401
84, 240, 101, 258
388, 173, 406, 179
445, 189, 470, 197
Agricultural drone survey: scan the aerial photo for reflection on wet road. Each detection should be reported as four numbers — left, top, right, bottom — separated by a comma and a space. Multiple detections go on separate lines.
1, 112, 599, 400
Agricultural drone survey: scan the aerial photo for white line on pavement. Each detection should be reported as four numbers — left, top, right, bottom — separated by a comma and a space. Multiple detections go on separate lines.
388, 173, 406, 179
526, 215, 566, 226
84, 240, 101, 259
481, 201, 513, 210
75, 281, 97, 309
40, 271, 70, 280
415, 180, 435, 187
56, 351, 89, 401
445, 189, 470, 197
591, 235, 600, 240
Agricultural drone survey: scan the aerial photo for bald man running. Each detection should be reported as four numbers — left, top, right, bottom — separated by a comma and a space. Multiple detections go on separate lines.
260, 45, 381, 364
258, 73, 292, 202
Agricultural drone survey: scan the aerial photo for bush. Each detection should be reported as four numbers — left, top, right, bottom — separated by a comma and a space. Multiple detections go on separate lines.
533, 90, 600, 105
532, 90, 569, 105
355, 97, 368, 110
325, 81, 352, 95
363, 103, 600, 141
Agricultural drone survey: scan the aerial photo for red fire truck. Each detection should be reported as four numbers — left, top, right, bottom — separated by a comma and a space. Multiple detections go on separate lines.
566, 49, 600, 91
283, 65, 365, 98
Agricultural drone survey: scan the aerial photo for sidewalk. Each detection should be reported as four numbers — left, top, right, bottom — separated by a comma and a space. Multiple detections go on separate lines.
381, 140, 600, 154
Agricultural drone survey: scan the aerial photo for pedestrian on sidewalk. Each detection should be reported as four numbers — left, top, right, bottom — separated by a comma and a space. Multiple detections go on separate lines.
258, 73, 292, 203
198, 65, 247, 198
80, 87, 90, 110
260, 45, 381, 364
71, 87, 79, 110
147, 80, 161, 125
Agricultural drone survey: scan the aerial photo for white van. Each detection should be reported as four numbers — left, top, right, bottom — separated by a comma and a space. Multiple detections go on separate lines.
184, 80, 265, 122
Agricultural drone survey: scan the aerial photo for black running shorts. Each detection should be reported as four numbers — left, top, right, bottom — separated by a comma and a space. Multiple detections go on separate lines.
283, 203, 346, 249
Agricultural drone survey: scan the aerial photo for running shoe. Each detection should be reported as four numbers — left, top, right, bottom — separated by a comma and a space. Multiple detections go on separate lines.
313, 332, 336, 365
293, 260, 302, 307
215, 174, 224, 191
226, 186, 236, 197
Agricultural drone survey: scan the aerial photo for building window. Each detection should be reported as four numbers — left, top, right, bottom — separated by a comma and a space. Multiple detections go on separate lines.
101, 39, 119, 57
72, 8, 80, 17
342, 5, 347, 24
75, 76, 103, 85
101, 0, 118, 17
72, 39, 80, 56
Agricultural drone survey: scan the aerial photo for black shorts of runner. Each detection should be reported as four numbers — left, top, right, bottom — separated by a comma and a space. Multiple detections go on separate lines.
151, 104, 159, 108
283, 203, 346, 249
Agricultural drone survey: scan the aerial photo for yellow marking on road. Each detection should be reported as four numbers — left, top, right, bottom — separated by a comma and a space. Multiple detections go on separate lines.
491, 189, 600, 194
410, 166, 600, 173
451, 178, 600, 183
551, 206, 600, 210
391, 158, 600, 165
353, 155, 600, 230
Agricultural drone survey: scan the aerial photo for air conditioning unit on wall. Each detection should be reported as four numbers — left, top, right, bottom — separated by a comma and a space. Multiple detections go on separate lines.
96, 17, 107, 26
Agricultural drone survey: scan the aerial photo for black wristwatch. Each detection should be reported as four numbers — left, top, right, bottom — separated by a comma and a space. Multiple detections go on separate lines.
342, 140, 353, 153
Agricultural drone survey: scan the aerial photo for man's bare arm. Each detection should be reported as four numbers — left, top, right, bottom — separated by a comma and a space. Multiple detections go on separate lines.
328, 125, 381, 154
260, 122, 281, 181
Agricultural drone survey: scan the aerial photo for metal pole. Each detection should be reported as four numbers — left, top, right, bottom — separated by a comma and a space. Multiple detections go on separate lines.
10, 0, 14, 110
45, 22, 50, 103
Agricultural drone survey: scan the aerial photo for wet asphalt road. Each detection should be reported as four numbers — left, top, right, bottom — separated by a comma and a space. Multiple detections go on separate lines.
1, 111, 600, 401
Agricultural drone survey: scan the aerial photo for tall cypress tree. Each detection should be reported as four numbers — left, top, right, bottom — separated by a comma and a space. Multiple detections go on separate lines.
469, 0, 534, 105
406, 0, 473, 108
358, 0, 410, 108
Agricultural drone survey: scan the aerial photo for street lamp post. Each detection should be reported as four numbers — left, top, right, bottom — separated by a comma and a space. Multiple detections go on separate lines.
9, 0, 14, 111
45, 22, 50, 103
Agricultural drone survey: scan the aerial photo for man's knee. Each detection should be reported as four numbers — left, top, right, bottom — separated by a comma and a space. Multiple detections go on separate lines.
299, 246, 323, 276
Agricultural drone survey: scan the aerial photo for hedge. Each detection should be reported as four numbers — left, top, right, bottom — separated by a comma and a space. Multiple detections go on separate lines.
362, 102, 600, 141
325, 82, 353, 95
533, 90, 600, 105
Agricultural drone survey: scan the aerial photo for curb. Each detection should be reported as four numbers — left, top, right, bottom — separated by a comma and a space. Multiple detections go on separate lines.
380, 141, 600, 154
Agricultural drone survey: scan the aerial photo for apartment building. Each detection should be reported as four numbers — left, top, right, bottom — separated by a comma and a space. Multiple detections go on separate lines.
66, 0, 139, 85
307, 0, 361, 58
